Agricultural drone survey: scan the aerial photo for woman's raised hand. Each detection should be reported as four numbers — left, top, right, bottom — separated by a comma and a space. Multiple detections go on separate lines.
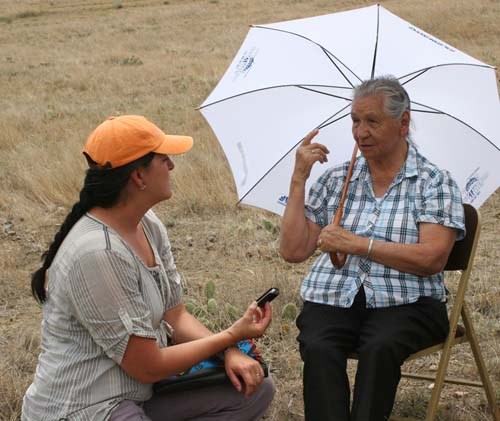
227, 302, 272, 342
293, 129, 329, 182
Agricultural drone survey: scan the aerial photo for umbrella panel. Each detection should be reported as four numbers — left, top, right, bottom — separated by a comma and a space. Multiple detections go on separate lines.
202, 21, 358, 107
238, 111, 498, 215
200, 86, 353, 204
200, 5, 500, 214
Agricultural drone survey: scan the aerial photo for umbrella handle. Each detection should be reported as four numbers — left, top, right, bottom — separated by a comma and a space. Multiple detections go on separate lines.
329, 251, 347, 268
329, 207, 347, 268
329, 145, 358, 269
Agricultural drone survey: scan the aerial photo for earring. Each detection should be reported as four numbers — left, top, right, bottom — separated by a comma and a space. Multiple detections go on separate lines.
140, 185, 146, 191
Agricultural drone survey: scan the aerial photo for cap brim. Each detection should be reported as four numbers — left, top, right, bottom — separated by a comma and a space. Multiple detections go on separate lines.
156, 135, 194, 155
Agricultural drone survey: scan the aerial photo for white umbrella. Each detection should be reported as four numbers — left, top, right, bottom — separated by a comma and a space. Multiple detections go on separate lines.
199, 4, 500, 215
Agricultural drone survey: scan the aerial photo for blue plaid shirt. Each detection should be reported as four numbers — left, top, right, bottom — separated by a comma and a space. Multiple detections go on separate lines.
302, 143, 465, 308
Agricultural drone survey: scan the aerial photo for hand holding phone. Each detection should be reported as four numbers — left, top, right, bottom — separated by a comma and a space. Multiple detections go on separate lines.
256, 287, 280, 307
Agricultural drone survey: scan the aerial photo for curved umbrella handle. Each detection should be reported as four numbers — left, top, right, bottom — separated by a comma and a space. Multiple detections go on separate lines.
329, 202, 347, 268
329, 252, 347, 269
329, 145, 358, 269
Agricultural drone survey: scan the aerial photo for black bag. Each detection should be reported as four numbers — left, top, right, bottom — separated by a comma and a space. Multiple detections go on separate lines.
153, 339, 268, 394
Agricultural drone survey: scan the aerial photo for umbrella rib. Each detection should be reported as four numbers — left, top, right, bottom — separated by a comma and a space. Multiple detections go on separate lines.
370, 4, 381, 78
398, 62, 494, 85
409, 109, 441, 115
321, 48, 358, 88
399, 68, 429, 85
251, 25, 362, 87
237, 109, 352, 205
317, 104, 352, 130
297, 85, 352, 101
198, 84, 352, 109
411, 101, 500, 152
319, 111, 352, 130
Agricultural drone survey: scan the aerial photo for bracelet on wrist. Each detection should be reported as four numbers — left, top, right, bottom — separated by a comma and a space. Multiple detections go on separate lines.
366, 237, 374, 258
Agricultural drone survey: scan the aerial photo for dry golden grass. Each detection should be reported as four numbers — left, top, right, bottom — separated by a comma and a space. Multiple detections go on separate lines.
0, 0, 499, 420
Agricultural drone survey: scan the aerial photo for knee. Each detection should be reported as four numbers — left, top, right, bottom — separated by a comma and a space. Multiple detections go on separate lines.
300, 340, 348, 379
302, 339, 337, 361
247, 376, 275, 418
358, 339, 406, 366
259, 376, 276, 404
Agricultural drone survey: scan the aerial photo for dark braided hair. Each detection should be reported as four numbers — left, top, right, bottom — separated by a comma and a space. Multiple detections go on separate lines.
31, 152, 155, 303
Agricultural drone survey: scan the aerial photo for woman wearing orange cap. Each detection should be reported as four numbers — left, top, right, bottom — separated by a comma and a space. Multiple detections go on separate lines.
22, 116, 275, 420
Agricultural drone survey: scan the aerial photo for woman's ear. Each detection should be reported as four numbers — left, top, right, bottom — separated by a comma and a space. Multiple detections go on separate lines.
130, 167, 146, 190
400, 110, 410, 138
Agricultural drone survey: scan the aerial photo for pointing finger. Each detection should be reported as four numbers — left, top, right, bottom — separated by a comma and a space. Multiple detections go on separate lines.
301, 128, 319, 146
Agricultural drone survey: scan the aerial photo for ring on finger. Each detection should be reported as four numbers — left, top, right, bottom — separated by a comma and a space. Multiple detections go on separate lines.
317, 238, 323, 247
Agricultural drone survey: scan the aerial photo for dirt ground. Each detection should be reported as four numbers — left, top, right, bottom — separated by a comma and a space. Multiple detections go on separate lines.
1, 0, 499, 419
1, 192, 499, 420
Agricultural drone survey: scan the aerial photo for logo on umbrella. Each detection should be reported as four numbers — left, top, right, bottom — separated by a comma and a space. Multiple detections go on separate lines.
234, 47, 258, 79
407, 26, 455, 52
463, 168, 488, 204
277, 195, 288, 206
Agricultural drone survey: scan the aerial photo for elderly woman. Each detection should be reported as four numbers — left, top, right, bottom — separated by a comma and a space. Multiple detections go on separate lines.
280, 77, 465, 421
23, 115, 275, 421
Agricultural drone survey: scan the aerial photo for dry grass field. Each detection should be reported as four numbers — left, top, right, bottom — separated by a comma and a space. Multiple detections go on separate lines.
1, 0, 499, 419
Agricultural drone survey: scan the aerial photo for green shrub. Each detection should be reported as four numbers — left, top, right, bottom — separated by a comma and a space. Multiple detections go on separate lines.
205, 280, 216, 300
281, 302, 298, 321
207, 298, 218, 315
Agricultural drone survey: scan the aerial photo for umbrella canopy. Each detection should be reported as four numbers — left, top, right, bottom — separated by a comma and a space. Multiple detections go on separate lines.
199, 5, 500, 215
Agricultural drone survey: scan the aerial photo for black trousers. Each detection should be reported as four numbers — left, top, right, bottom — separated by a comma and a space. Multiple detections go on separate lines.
296, 288, 449, 421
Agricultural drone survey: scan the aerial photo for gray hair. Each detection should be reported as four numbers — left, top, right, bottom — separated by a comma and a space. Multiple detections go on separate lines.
353, 76, 411, 119
353, 76, 412, 141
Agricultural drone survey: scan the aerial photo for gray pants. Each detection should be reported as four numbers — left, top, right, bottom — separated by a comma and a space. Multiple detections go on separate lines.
110, 376, 275, 421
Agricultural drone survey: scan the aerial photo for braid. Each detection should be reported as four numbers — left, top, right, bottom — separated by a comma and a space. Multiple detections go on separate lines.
31, 152, 155, 303
31, 195, 91, 302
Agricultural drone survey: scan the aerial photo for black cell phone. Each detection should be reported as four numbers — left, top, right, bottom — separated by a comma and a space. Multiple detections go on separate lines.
256, 287, 280, 307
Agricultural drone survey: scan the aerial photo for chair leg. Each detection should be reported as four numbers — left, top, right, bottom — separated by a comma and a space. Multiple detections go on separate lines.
424, 328, 457, 420
461, 303, 500, 421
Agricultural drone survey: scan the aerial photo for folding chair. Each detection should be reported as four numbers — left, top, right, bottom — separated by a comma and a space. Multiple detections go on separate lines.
391, 203, 500, 420
352, 204, 500, 420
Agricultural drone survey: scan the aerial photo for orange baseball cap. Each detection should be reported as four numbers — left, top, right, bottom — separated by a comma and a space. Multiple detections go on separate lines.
83, 115, 193, 168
